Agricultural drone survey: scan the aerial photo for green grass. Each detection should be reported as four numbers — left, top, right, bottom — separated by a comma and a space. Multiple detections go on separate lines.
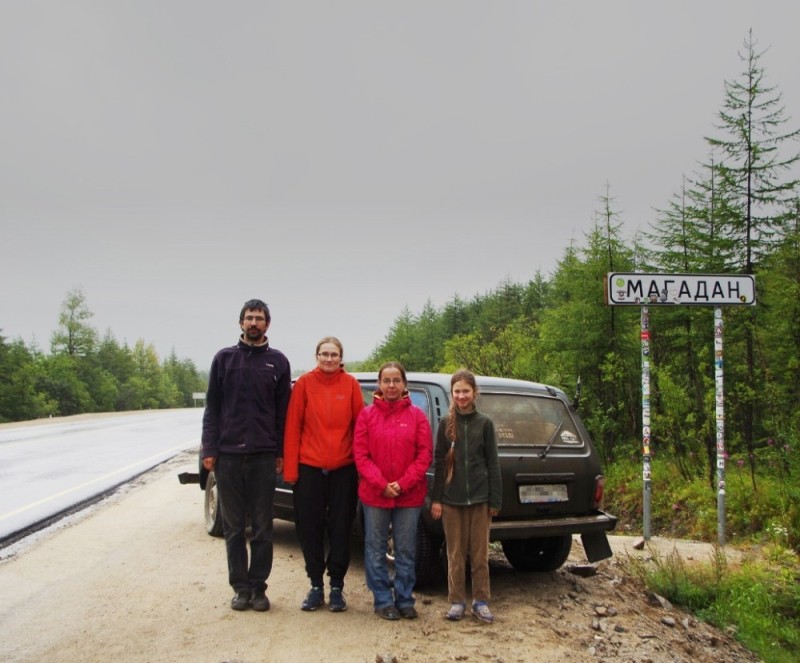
622, 546, 800, 662
604, 455, 800, 548
614, 510, 800, 661
604, 453, 800, 661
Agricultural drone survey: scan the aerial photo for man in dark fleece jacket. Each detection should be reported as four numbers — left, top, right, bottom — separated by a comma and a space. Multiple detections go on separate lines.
201, 298, 291, 612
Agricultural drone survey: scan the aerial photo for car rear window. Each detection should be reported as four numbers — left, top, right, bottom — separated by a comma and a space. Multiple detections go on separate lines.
479, 393, 584, 447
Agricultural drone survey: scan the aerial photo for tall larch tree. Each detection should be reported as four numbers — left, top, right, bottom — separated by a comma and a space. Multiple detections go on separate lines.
705, 30, 800, 485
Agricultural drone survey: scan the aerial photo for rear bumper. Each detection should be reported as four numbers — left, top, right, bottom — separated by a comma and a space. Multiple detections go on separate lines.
177, 471, 199, 485
177, 467, 207, 489
489, 510, 617, 541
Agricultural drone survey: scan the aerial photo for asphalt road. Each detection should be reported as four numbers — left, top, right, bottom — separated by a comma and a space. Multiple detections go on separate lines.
0, 408, 203, 543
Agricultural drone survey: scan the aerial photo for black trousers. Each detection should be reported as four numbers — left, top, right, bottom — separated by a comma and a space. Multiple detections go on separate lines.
292, 462, 358, 589
215, 452, 276, 594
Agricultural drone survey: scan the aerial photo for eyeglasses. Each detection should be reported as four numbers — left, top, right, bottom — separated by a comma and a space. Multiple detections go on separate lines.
380, 378, 404, 385
243, 315, 267, 323
318, 352, 341, 360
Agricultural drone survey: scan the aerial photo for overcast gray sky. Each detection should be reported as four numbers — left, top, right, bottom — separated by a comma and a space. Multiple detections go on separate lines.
2, 1, 799, 373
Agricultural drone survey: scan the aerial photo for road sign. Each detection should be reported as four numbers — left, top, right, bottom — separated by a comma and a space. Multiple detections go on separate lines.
605, 272, 756, 546
606, 272, 755, 306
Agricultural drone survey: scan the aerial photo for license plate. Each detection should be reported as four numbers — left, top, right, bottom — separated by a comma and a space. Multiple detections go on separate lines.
519, 484, 568, 503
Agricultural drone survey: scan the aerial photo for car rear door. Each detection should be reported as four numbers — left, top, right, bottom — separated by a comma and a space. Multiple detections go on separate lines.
478, 389, 601, 522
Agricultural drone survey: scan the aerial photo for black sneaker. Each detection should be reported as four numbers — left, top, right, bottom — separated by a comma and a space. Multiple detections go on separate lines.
374, 605, 401, 621
301, 586, 324, 611
328, 588, 347, 612
250, 590, 270, 612
398, 605, 418, 619
231, 590, 251, 611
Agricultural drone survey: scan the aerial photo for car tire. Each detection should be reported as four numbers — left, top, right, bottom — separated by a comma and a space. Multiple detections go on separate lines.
501, 534, 572, 572
204, 470, 224, 537
414, 524, 444, 587
385, 518, 444, 588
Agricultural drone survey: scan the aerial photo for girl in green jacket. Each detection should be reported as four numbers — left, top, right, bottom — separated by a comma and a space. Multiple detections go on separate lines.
431, 369, 502, 623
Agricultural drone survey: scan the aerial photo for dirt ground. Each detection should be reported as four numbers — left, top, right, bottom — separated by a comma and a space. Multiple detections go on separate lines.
0, 452, 762, 663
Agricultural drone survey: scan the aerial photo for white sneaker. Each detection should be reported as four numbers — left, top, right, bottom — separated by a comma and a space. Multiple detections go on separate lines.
471, 601, 494, 623
446, 602, 465, 621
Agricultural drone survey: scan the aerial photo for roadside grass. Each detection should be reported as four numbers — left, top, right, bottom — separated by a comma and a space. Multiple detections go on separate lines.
621, 544, 800, 663
605, 440, 800, 547
606, 453, 800, 662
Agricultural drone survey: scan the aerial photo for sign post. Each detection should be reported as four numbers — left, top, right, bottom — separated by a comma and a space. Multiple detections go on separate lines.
714, 308, 726, 546
641, 306, 652, 539
605, 273, 755, 544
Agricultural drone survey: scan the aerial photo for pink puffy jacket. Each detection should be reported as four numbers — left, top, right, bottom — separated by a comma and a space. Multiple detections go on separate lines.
353, 394, 433, 509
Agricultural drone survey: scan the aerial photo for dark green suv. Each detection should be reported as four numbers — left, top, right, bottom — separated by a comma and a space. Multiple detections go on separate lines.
184, 372, 617, 585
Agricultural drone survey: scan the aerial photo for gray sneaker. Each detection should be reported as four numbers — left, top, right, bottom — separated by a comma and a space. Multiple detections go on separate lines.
471, 601, 494, 623
446, 602, 465, 621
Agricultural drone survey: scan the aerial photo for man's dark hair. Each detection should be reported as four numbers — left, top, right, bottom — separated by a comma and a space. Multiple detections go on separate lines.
239, 299, 271, 323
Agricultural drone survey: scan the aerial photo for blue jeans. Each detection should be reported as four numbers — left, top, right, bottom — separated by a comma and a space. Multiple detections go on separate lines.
215, 453, 276, 594
363, 504, 421, 609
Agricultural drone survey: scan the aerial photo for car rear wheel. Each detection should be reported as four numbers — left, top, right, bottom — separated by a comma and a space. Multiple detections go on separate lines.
414, 524, 444, 587
204, 470, 224, 537
386, 519, 444, 587
501, 534, 572, 572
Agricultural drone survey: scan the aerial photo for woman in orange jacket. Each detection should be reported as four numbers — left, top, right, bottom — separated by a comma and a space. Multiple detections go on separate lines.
283, 336, 365, 613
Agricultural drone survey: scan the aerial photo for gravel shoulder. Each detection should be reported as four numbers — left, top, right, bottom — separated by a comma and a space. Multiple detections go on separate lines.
0, 452, 761, 663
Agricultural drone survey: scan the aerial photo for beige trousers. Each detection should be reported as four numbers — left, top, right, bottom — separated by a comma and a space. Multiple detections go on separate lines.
442, 503, 491, 604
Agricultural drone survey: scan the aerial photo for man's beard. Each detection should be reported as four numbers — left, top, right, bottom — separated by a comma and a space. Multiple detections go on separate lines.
245, 327, 264, 341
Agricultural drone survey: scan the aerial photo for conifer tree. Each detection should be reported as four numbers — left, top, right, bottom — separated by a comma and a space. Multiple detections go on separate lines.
704, 30, 800, 484
707, 30, 800, 271
540, 188, 638, 460
644, 174, 724, 484
51, 287, 98, 357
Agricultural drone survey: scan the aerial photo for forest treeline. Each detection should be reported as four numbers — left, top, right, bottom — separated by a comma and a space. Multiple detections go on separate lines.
0, 286, 207, 422
354, 33, 800, 506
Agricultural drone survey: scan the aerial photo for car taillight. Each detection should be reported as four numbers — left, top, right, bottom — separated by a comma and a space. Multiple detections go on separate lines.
592, 475, 606, 509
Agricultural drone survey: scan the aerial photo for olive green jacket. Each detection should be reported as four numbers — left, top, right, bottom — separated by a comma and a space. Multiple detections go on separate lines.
431, 409, 502, 511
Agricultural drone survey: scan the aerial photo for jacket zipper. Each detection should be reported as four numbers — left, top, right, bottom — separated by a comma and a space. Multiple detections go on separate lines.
462, 416, 472, 505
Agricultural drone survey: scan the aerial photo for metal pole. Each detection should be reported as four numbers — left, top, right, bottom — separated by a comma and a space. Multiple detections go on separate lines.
641, 306, 652, 540
715, 308, 726, 546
